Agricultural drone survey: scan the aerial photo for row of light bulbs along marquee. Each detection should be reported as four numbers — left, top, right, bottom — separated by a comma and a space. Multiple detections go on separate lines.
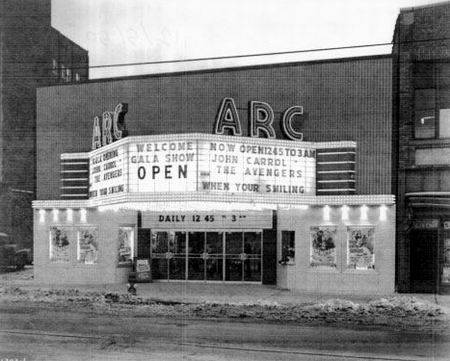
39, 205, 388, 223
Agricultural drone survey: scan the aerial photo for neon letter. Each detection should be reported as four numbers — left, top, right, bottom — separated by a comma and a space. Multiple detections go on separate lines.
214, 98, 242, 136
92, 116, 102, 150
102, 111, 113, 146
112, 103, 128, 140
282, 106, 304, 141
249, 101, 276, 138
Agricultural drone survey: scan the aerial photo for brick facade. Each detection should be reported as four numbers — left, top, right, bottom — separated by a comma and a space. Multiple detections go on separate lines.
0, 0, 88, 249
36, 55, 393, 201
393, 1, 450, 293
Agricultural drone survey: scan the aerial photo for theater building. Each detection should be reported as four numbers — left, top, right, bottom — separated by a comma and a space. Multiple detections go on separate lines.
393, 1, 450, 294
32, 55, 396, 294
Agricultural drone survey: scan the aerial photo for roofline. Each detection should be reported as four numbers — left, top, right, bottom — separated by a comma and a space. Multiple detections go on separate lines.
400, 0, 450, 12
37, 53, 391, 89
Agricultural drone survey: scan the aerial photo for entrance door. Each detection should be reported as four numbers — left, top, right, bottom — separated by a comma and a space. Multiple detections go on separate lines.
151, 231, 186, 280
151, 230, 261, 282
225, 231, 262, 282
410, 230, 438, 293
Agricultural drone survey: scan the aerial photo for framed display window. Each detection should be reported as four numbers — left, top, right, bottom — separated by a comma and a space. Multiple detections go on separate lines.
49, 226, 71, 263
77, 227, 99, 265
280, 231, 295, 264
346, 226, 375, 270
118, 227, 134, 265
310, 226, 337, 268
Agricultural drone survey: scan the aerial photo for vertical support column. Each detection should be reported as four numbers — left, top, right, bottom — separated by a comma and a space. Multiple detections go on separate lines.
137, 211, 151, 258
262, 210, 277, 285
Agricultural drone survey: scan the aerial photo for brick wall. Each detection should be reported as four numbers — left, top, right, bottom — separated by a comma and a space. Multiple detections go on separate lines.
0, 0, 88, 247
392, 2, 450, 292
36, 56, 393, 200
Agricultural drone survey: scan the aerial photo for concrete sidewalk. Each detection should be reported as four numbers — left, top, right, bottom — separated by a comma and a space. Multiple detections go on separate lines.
1, 268, 450, 309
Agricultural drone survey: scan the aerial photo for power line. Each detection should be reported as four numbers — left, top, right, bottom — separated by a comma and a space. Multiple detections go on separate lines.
2, 36, 449, 75
75, 36, 450, 71
88, 42, 393, 70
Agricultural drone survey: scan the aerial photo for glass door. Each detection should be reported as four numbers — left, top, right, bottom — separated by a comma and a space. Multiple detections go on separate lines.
152, 230, 261, 282
206, 232, 223, 281
168, 231, 186, 280
243, 232, 262, 282
188, 232, 204, 280
151, 231, 186, 280
225, 232, 243, 281
225, 231, 262, 282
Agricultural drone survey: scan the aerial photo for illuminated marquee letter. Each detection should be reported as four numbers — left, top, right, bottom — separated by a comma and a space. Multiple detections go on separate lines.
249, 101, 276, 138
92, 116, 102, 150
102, 111, 114, 146
214, 98, 242, 136
282, 106, 304, 141
112, 103, 128, 140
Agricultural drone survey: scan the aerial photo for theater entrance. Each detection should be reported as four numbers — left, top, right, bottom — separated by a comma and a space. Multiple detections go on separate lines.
150, 230, 262, 282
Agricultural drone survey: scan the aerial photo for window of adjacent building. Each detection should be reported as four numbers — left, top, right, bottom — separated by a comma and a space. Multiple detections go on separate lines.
77, 227, 99, 264
414, 62, 450, 139
60, 64, 66, 80
442, 222, 450, 285
66, 68, 72, 82
75, 73, 80, 82
52, 59, 58, 76
414, 88, 436, 139
280, 231, 295, 264
118, 227, 134, 265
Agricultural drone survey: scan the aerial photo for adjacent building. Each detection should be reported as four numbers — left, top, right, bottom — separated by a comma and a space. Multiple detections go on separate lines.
393, 1, 450, 293
0, 0, 88, 249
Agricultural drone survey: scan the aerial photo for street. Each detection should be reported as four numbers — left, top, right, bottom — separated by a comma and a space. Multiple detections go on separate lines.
1, 302, 449, 361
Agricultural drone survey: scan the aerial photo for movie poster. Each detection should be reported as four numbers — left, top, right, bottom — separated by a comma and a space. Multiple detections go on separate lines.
347, 226, 375, 270
118, 227, 134, 264
77, 227, 99, 264
310, 226, 337, 268
49, 226, 71, 262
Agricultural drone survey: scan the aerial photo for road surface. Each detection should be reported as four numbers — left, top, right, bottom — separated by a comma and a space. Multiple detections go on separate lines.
0, 302, 449, 361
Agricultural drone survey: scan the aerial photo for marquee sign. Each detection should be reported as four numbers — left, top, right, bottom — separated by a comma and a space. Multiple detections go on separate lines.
88, 134, 316, 200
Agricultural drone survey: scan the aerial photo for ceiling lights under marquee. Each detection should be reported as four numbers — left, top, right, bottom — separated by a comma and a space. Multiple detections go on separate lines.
33, 194, 395, 211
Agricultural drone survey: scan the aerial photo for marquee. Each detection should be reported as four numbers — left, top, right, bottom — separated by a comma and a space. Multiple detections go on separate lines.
88, 133, 317, 201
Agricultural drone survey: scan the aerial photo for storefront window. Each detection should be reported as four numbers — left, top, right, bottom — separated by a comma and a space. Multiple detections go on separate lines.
77, 227, 99, 264
49, 226, 71, 263
280, 231, 295, 264
347, 226, 375, 270
443, 237, 450, 284
442, 223, 450, 285
118, 227, 134, 265
310, 226, 337, 268
413, 62, 450, 140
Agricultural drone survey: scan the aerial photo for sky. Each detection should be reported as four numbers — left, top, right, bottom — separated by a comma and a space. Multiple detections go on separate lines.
52, 0, 440, 79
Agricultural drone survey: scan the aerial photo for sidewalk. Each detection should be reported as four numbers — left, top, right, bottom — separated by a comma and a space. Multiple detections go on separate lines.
1, 267, 450, 310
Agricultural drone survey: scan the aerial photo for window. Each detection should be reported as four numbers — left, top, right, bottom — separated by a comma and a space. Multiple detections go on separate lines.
414, 88, 436, 138
66, 68, 71, 82
280, 231, 295, 264
346, 226, 375, 270
414, 62, 450, 139
52, 59, 58, 76
77, 227, 99, 264
118, 227, 134, 265
60, 64, 66, 80
75, 73, 80, 82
